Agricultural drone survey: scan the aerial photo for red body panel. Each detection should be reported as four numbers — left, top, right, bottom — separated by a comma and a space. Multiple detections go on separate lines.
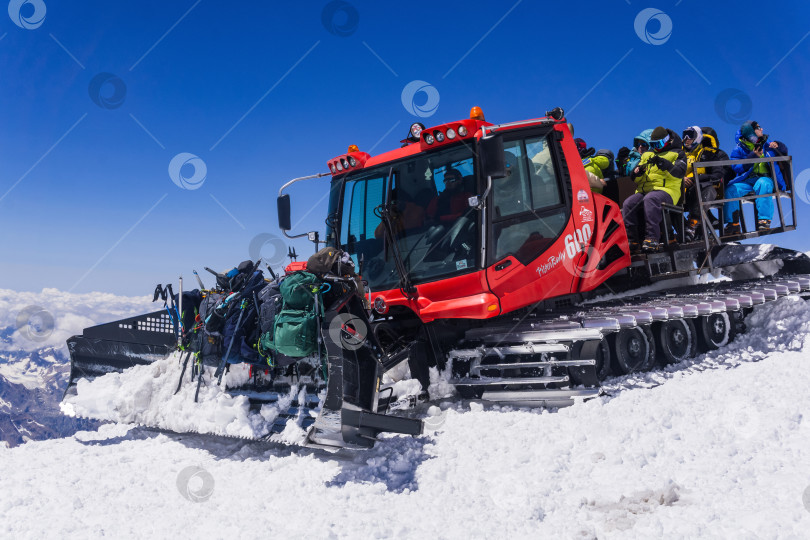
370, 269, 500, 322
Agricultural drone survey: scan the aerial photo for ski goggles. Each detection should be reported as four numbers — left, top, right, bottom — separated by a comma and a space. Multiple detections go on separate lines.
682, 128, 698, 141
650, 134, 669, 150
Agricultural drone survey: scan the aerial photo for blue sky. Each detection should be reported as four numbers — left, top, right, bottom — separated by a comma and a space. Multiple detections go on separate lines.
1, 0, 809, 295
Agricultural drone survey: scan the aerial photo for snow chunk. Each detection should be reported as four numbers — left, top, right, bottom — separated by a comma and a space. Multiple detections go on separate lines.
61, 353, 297, 439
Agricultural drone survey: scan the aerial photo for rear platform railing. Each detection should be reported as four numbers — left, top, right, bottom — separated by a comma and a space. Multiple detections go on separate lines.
693, 154, 795, 272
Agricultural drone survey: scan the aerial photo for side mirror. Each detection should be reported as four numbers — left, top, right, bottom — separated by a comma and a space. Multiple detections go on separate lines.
480, 134, 506, 179
277, 194, 291, 231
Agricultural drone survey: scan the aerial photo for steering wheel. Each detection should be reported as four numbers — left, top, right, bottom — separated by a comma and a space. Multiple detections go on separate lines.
434, 215, 475, 257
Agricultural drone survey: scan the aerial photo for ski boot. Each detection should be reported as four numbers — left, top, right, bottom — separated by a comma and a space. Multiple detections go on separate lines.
723, 222, 741, 236
684, 218, 700, 242
756, 219, 771, 232
642, 238, 661, 253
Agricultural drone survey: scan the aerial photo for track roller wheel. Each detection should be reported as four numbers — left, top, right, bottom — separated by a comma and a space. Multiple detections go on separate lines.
696, 312, 734, 352
609, 326, 655, 374
594, 338, 612, 381
655, 318, 697, 365
456, 386, 484, 400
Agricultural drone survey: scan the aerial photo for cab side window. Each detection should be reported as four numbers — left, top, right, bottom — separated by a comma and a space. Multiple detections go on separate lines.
491, 135, 567, 264
526, 137, 562, 209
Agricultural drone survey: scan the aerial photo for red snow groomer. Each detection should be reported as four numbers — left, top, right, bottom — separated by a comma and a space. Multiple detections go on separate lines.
65, 107, 810, 449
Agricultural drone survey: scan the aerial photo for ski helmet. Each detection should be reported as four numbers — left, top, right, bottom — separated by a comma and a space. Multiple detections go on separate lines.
575, 138, 587, 154
740, 121, 760, 144
682, 126, 703, 151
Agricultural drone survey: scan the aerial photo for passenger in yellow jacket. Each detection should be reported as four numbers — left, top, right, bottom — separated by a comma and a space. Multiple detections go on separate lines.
681, 126, 730, 241
621, 126, 687, 253
575, 138, 609, 192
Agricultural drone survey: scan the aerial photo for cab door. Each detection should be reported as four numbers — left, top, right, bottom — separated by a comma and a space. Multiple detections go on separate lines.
485, 130, 574, 310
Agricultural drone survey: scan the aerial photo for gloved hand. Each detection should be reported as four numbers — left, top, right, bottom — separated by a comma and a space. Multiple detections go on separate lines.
650, 155, 673, 172
631, 164, 646, 179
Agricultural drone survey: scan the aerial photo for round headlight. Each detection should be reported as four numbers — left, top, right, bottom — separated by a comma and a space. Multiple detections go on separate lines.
446, 128, 456, 139
336, 161, 343, 171
330, 164, 337, 173
341, 158, 349, 169
435, 130, 445, 143
410, 123, 424, 139
425, 133, 435, 145
458, 125, 468, 136
348, 156, 357, 167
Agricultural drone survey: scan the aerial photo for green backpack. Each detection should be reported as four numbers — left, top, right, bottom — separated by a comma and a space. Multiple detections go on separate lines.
259, 272, 322, 358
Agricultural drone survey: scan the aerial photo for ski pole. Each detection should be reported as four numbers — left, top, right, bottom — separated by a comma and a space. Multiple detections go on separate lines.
265, 264, 277, 281
215, 299, 247, 386
178, 276, 184, 347
194, 355, 205, 403
193, 269, 206, 290
175, 350, 191, 394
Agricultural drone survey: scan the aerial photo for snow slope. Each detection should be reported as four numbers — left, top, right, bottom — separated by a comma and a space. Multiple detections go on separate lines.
2, 296, 810, 538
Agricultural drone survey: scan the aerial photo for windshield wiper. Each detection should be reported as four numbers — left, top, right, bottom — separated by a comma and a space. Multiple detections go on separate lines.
375, 167, 416, 298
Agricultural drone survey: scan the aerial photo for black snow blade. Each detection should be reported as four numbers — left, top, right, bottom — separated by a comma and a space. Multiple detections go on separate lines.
64, 310, 177, 397
713, 244, 810, 280
308, 289, 423, 449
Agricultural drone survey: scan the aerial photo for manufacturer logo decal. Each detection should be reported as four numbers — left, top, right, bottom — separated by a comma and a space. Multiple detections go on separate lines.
579, 206, 594, 222
536, 251, 565, 277
577, 189, 589, 202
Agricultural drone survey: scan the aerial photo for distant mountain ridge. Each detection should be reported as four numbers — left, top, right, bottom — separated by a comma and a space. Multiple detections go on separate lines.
0, 288, 155, 447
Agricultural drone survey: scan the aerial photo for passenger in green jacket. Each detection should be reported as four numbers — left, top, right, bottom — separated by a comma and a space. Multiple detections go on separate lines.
621, 126, 687, 253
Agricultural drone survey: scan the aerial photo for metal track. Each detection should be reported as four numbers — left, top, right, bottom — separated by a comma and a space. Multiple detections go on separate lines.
448, 274, 810, 406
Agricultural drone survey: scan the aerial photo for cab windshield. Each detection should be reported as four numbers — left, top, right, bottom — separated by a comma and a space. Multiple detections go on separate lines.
337, 145, 478, 291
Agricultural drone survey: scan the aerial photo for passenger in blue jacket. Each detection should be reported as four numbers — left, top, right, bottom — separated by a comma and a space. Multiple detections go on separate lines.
724, 121, 785, 235
617, 129, 653, 177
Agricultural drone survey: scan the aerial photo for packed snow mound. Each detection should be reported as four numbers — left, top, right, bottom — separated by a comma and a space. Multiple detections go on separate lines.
3, 295, 810, 538
62, 353, 309, 440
